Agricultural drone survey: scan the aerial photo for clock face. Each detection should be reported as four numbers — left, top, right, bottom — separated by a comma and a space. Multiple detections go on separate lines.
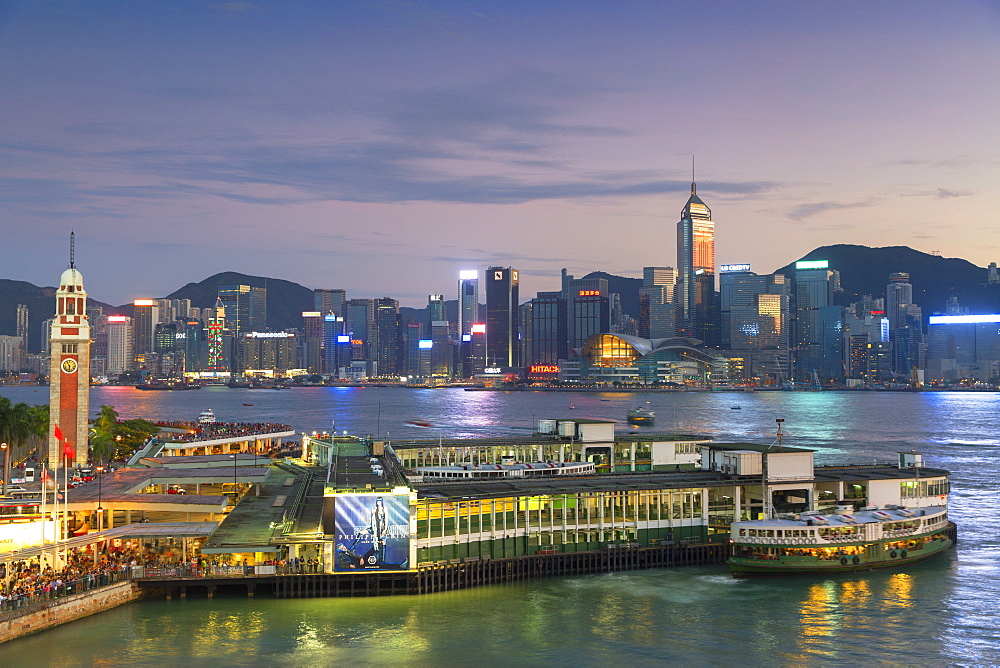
61, 358, 78, 374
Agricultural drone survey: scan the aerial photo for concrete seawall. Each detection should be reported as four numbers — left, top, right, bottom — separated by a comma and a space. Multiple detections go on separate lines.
0, 581, 141, 644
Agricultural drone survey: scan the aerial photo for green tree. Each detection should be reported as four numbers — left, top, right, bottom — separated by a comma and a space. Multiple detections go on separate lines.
89, 405, 119, 466
0, 398, 33, 493
114, 419, 160, 459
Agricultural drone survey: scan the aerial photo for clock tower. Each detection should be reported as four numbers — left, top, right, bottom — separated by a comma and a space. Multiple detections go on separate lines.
48, 234, 90, 468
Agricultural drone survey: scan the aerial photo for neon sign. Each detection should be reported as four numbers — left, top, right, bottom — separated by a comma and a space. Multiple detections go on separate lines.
530, 365, 559, 374
578, 290, 600, 297
720, 264, 751, 273
484, 367, 503, 374
795, 260, 829, 270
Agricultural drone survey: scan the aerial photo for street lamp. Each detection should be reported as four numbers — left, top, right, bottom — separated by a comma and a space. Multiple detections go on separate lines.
1, 443, 8, 497
96, 466, 105, 531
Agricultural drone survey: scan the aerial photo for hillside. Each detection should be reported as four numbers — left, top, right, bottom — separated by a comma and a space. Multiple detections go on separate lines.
164, 272, 314, 331
776, 245, 1000, 314
0, 278, 114, 354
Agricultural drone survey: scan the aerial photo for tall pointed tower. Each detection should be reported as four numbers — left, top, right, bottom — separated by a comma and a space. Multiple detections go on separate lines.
676, 162, 715, 341
48, 233, 91, 468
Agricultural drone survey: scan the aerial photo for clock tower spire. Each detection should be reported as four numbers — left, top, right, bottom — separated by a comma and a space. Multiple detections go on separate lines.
48, 235, 91, 468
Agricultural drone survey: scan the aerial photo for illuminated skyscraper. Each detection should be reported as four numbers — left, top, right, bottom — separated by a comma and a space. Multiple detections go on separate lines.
16, 304, 28, 355
218, 285, 266, 335
373, 297, 401, 376
131, 299, 159, 355
458, 270, 479, 337
486, 266, 520, 368
207, 298, 227, 372
676, 177, 715, 341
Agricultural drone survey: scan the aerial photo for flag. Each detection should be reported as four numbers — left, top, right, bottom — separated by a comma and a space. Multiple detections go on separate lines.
42, 468, 55, 489
63, 441, 75, 461
54, 425, 63, 442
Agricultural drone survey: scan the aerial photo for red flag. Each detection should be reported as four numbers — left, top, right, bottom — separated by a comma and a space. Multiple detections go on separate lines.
63, 441, 75, 460
54, 425, 64, 442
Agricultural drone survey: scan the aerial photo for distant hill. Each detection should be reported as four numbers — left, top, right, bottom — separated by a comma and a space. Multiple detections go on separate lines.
3, 246, 997, 355
582, 271, 642, 317
776, 245, 1000, 315
0, 278, 114, 354
165, 272, 314, 331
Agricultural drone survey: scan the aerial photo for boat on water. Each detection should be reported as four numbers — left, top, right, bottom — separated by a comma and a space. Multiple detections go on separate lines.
136, 381, 199, 390
197, 409, 216, 424
728, 504, 953, 575
626, 406, 655, 424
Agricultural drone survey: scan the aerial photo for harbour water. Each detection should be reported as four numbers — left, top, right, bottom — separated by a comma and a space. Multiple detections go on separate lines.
1, 386, 998, 665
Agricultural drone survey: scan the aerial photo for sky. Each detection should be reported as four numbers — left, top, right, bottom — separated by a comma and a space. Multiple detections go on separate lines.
2, 0, 1000, 307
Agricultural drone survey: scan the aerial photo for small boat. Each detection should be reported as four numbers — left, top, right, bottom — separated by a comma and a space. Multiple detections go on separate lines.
731, 406, 741, 410
626, 406, 655, 424
197, 409, 216, 424
242, 403, 254, 406
405, 418, 434, 428
569, 403, 576, 410
728, 505, 953, 575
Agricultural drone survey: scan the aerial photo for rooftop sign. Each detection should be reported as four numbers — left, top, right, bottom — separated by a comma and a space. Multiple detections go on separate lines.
795, 260, 829, 270
929, 314, 1000, 324
720, 263, 751, 273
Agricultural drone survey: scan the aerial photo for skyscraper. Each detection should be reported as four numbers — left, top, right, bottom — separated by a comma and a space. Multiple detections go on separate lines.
373, 297, 401, 376
886, 273, 923, 377
218, 285, 266, 335
48, 236, 90, 468
524, 291, 567, 366
131, 299, 159, 356
793, 260, 841, 382
427, 294, 445, 331
16, 304, 28, 355
639, 267, 677, 339
206, 298, 228, 373
314, 288, 347, 317
105, 316, 133, 375
458, 270, 479, 337
676, 177, 714, 341
486, 266, 520, 368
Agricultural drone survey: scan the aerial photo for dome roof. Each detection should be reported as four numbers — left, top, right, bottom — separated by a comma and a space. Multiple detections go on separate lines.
60, 267, 85, 288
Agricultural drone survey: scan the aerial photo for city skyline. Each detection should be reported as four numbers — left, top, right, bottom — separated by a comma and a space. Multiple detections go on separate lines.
2, 1, 999, 306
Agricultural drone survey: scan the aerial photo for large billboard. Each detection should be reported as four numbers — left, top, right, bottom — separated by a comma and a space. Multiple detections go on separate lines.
332, 493, 410, 572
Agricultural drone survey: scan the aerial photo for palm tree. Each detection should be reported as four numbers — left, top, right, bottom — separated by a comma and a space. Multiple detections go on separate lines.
0, 399, 34, 494
89, 405, 119, 467
27, 403, 49, 462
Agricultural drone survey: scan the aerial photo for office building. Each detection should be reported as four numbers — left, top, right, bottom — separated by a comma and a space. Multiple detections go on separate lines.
16, 304, 28, 354
676, 179, 715, 341
562, 274, 610, 353
0, 336, 23, 372
486, 266, 520, 368
926, 314, 1000, 382
793, 260, 840, 382
132, 299, 159, 355
106, 316, 133, 375
345, 299, 374, 362
373, 297, 402, 377
458, 270, 479, 337
639, 266, 677, 339
723, 271, 792, 385
427, 295, 445, 331
524, 291, 567, 367
218, 285, 267, 335
314, 289, 347, 317
206, 298, 228, 373
885, 273, 924, 377
302, 311, 324, 373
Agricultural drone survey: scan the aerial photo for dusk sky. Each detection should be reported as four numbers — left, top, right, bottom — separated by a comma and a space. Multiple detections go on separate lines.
2, 1, 999, 307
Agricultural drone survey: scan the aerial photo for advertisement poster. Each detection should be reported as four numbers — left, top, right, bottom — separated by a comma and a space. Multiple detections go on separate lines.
333, 493, 410, 571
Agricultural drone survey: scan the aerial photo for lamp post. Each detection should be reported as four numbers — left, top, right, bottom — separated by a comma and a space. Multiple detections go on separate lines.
1, 443, 8, 497
114, 435, 122, 465
96, 465, 105, 531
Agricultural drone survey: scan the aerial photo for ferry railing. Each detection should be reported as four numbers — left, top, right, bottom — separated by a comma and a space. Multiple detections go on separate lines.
133, 563, 326, 579
0, 567, 132, 623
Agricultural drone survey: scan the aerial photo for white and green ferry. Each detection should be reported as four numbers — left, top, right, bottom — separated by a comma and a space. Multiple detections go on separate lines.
728, 504, 953, 575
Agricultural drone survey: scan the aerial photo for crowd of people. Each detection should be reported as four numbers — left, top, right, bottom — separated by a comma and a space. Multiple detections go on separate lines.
158, 421, 293, 444
0, 554, 129, 611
